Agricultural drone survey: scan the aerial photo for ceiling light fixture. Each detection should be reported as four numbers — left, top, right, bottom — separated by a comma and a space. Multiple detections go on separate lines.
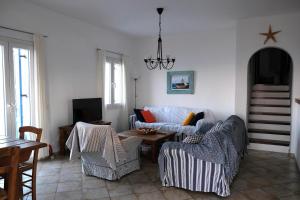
144, 8, 175, 70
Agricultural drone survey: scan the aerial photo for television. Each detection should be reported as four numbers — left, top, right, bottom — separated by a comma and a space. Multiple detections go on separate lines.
72, 98, 102, 124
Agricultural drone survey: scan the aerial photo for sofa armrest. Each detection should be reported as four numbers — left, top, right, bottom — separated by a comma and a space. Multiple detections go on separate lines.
195, 118, 215, 134
159, 141, 214, 161
160, 141, 202, 158
129, 114, 137, 130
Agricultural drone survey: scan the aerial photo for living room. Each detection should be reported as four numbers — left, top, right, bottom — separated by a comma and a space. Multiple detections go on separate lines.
0, 0, 300, 199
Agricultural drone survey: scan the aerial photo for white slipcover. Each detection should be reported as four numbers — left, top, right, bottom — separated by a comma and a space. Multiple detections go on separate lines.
134, 106, 216, 135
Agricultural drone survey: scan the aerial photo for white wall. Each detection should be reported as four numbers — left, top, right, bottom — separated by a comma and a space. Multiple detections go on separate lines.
0, 0, 135, 151
235, 13, 300, 166
132, 27, 237, 120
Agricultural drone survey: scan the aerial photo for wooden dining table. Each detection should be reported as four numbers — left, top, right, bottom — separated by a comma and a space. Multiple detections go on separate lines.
0, 135, 47, 199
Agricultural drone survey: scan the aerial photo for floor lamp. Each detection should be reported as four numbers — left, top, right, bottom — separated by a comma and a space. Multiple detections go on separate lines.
134, 77, 138, 109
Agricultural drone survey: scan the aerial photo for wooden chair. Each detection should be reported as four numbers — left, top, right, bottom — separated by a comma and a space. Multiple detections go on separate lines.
0, 146, 20, 200
18, 126, 42, 200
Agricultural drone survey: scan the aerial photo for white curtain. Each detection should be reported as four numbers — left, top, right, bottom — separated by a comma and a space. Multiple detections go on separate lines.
33, 34, 49, 159
119, 55, 129, 131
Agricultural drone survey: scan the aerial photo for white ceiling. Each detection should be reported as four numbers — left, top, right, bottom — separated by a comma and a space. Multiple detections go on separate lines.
26, 0, 300, 37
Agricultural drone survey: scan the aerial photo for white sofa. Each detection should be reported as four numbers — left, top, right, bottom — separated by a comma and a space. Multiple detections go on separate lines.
130, 106, 216, 136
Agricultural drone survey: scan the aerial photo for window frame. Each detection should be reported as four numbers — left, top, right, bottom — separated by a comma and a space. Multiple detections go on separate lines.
105, 56, 122, 108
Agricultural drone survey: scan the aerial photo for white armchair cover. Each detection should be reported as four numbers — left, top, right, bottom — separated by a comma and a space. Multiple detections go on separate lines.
66, 122, 142, 180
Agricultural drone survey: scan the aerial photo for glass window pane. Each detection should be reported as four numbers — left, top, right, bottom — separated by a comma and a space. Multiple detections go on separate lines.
13, 48, 31, 136
0, 45, 6, 136
113, 63, 122, 104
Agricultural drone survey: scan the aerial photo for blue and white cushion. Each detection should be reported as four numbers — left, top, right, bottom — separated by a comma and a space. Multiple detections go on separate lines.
207, 121, 223, 133
183, 134, 203, 144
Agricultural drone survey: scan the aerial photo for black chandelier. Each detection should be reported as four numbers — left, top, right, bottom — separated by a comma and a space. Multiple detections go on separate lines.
144, 8, 175, 70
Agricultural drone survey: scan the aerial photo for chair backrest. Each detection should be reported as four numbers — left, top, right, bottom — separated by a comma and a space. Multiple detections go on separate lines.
19, 126, 42, 142
0, 146, 20, 200
19, 126, 43, 164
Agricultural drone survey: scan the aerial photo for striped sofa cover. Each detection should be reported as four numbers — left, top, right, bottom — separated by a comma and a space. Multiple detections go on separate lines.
158, 115, 248, 197
159, 148, 231, 197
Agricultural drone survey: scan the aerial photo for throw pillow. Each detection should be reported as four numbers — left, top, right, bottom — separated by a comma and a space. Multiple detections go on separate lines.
189, 112, 205, 126
183, 134, 203, 144
141, 110, 156, 123
134, 109, 145, 122
182, 112, 195, 126
207, 121, 223, 133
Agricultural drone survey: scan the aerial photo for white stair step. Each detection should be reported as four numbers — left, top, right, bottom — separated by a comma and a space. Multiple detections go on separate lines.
248, 143, 289, 153
251, 99, 290, 106
250, 106, 291, 114
248, 132, 290, 142
252, 92, 290, 98
248, 114, 291, 123
253, 84, 289, 91
248, 123, 290, 132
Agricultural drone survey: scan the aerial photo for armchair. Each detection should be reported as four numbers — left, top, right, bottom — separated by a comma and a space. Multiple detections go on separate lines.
66, 122, 142, 180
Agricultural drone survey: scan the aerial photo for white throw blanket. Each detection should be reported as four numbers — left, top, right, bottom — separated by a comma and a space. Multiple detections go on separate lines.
66, 122, 127, 170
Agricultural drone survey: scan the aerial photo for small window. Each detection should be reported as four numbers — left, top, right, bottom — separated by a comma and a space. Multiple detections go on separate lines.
105, 57, 123, 106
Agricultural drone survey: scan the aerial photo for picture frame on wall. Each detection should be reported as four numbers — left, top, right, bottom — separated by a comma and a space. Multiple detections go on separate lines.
167, 71, 194, 94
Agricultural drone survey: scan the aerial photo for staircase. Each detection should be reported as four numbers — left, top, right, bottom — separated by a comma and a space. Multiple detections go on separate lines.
247, 84, 291, 153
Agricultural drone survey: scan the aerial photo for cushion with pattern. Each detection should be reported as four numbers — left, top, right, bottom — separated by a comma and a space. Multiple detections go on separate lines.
207, 121, 223, 133
183, 134, 203, 144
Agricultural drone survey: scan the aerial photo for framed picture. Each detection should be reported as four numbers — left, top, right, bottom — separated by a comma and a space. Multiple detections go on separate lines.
167, 71, 194, 94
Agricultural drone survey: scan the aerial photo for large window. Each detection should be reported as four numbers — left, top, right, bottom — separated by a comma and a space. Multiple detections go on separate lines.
105, 57, 123, 106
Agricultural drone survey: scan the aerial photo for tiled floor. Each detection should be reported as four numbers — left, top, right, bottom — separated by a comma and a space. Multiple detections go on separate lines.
23, 150, 300, 199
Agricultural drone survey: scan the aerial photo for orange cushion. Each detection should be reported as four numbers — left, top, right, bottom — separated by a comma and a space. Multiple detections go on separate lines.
182, 112, 195, 126
141, 110, 156, 123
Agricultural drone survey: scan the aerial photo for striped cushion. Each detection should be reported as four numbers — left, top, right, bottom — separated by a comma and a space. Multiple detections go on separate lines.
207, 121, 223, 133
183, 134, 203, 144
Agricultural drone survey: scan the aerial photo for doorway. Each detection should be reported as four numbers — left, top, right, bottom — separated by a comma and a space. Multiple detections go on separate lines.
0, 37, 35, 138
247, 47, 292, 152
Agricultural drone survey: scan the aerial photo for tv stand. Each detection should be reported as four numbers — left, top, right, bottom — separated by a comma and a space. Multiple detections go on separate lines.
59, 120, 111, 155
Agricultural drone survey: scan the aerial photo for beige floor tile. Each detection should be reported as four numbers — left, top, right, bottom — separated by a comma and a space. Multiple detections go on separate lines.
108, 184, 133, 197
83, 188, 109, 199
36, 193, 56, 200
37, 175, 60, 184
128, 172, 151, 184
38, 168, 61, 177
83, 179, 106, 189
111, 194, 138, 200
36, 183, 58, 194
162, 188, 192, 200
261, 185, 294, 198
242, 188, 278, 200
136, 191, 166, 200
55, 191, 83, 200
105, 178, 130, 190
59, 172, 82, 182
132, 183, 158, 194
280, 195, 300, 200
57, 181, 82, 193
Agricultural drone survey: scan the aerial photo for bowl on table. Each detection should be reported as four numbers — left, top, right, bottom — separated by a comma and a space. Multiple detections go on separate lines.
136, 128, 158, 135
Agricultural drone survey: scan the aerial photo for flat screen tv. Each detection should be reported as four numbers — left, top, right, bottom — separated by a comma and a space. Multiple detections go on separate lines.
72, 98, 102, 124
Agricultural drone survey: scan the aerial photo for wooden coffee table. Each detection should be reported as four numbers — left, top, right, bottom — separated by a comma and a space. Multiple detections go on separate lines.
118, 130, 176, 163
